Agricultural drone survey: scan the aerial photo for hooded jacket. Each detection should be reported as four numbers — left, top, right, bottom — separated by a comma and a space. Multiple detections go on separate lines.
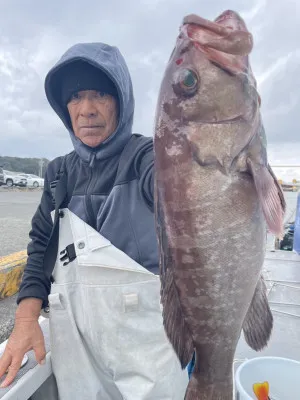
17, 43, 158, 308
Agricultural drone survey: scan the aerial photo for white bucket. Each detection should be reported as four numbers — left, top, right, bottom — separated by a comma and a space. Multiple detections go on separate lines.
235, 357, 300, 399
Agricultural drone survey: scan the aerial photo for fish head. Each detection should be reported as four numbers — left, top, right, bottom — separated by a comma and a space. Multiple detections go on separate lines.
154, 10, 261, 173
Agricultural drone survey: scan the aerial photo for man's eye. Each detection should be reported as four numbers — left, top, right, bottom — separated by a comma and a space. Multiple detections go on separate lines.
96, 91, 107, 98
70, 92, 81, 102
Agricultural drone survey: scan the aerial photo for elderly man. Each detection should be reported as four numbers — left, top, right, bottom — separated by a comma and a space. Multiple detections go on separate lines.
0, 43, 189, 399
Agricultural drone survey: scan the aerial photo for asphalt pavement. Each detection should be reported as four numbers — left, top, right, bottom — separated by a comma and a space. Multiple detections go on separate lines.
0, 188, 42, 257
0, 188, 42, 342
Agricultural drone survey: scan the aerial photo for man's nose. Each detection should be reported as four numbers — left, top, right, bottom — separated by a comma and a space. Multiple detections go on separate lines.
79, 97, 98, 117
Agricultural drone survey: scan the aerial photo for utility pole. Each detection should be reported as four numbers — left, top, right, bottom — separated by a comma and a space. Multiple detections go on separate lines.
39, 159, 44, 177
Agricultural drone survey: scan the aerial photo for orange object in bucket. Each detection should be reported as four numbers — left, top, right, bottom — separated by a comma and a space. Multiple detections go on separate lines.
253, 381, 270, 400
235, 357, 300, 399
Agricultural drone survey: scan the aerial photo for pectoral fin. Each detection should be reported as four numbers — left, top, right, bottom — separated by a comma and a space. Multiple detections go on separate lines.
267, 163, 286, 213
247, 159, 285, 238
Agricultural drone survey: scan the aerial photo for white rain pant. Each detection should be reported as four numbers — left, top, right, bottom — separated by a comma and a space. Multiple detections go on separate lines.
47, 208, 188, 399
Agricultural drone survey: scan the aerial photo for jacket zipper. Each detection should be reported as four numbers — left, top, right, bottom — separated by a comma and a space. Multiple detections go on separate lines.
84, 154, 97, 229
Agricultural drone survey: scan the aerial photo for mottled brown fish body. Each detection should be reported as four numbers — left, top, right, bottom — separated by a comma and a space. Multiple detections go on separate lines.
154, 9, 285, 400
155, 146, 265, 399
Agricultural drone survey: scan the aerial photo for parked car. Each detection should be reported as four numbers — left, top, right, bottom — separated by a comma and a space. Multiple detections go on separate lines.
0, 166, 5, 186
20, 174, 44, 188
3, 171, 27, 187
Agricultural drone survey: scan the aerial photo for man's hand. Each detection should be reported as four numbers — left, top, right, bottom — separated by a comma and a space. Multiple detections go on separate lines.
0, 298, 46, 388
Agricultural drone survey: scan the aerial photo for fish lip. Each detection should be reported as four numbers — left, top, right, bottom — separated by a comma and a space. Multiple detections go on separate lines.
214, 10, 238, 23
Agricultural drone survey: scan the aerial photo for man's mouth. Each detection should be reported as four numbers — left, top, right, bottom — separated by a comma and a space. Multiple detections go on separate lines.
80, 125, 104, 129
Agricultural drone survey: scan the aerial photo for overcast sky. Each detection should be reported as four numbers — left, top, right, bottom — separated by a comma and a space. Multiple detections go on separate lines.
0, 0, 299, 176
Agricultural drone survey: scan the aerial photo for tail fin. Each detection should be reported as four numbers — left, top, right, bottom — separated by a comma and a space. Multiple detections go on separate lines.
243, 275, 273, 351
184, 373, 233, 400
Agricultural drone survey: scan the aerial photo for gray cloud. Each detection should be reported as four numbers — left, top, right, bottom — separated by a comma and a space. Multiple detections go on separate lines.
0, 0, 299, 165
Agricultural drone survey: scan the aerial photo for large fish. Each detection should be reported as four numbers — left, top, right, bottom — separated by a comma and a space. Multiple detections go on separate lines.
153, 10, 286, 400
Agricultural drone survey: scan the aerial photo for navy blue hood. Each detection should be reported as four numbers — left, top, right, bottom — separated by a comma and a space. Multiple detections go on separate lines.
44, 42, 135, 163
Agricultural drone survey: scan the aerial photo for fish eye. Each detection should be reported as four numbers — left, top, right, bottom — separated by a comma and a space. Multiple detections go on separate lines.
173, 68, 199, 97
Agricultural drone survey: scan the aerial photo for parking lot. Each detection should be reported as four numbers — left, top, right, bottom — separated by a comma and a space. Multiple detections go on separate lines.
0, 188, 42, 257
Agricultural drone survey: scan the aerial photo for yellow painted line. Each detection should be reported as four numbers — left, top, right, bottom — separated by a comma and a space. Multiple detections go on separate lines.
0, 250, 27, 299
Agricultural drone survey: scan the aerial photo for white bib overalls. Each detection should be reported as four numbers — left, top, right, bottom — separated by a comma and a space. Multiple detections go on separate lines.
47, 209, 188, 399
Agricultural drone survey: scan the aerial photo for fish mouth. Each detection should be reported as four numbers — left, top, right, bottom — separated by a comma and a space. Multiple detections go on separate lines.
180, 11, 253, 74
183, 10, 246, 31
215, 9, 247, 30
182, 14, 228, 36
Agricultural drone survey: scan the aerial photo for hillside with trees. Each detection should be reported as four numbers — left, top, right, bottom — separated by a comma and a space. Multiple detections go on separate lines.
0, 156, 50, 177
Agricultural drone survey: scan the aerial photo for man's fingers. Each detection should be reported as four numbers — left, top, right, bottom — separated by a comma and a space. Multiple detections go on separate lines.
33, 342, 46, 365
0, 351, 12, 379
0, 357, 22, 388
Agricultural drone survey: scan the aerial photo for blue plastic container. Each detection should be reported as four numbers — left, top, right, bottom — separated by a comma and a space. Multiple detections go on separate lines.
293, 192, 300, 254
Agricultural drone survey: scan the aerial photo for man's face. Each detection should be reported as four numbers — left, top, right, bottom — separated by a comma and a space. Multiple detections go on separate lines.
67, 90, 118, 147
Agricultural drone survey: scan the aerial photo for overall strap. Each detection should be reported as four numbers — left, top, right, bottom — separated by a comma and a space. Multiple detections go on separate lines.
43, 156, 69, 282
